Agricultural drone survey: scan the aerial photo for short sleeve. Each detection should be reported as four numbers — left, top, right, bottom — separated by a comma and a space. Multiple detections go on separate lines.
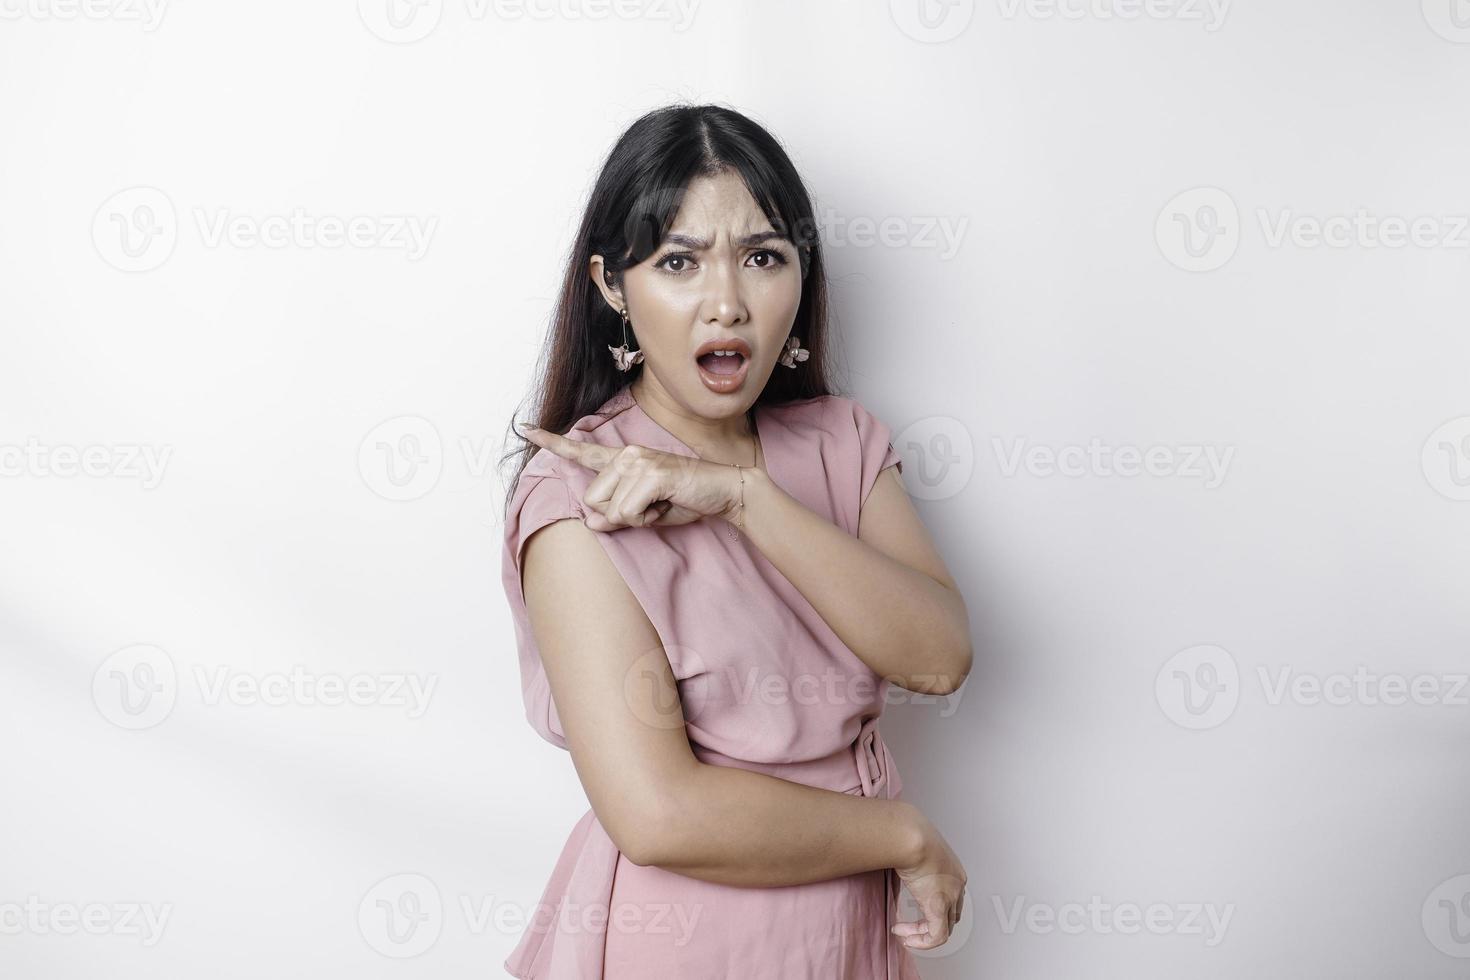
507, 465, 582, 606
848, 397, 903, 507
501, 450, 585, 749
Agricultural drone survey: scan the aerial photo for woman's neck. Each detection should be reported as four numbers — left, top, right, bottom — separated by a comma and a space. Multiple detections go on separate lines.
629, 377, 759, 466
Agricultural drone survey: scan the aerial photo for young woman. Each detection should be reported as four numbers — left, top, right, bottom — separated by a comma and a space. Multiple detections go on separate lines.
501, 103, 972, 979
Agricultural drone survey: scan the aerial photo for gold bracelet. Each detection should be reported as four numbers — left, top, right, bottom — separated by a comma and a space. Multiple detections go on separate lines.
730, 463, 745, 540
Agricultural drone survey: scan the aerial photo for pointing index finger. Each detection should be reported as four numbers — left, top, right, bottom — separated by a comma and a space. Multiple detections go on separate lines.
519, 424, 613, 472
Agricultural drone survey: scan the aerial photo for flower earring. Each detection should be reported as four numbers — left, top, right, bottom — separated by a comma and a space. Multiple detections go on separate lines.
778, 336, 810, 368
609, 308, 644, 372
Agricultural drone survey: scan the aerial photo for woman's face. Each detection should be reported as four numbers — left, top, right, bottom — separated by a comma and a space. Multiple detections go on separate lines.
592, 170, 804, 422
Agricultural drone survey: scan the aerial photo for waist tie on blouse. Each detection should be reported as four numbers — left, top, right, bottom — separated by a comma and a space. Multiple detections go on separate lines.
854, 714, 895, 801
853, 715, 902, 980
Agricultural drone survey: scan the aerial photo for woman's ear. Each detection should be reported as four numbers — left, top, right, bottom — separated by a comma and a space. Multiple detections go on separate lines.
588, 254, 624, 310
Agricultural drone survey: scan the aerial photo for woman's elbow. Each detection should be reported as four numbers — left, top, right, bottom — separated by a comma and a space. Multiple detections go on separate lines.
917, 587, 971, 695
619, 835, 661, 868
928, 638, 973, 695
940, 646, 972, 695
603, 786, 685, 868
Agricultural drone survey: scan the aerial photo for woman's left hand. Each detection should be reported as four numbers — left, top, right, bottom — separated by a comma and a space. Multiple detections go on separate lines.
519, 423, 745, 532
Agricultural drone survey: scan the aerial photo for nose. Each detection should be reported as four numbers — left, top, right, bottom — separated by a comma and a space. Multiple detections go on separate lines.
699, 255, 748, 327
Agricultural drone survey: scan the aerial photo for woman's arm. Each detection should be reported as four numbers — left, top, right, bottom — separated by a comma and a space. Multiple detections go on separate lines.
520, 513, 926, 883
516, 419, 971, 694
733, 463, 972, 695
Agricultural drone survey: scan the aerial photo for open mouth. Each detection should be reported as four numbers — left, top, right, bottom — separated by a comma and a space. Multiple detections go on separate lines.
696, 350, 746, 376
693, 339, 752, 393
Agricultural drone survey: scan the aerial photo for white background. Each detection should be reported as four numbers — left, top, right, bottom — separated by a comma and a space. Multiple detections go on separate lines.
3, 0, 1470, 976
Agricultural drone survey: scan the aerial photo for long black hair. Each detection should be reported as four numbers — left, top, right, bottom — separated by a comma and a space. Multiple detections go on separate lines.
503, 102, 837, 509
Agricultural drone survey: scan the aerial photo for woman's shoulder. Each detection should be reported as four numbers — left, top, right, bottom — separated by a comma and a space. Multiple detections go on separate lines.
763, 393, 903, 529
766, 392, 902, 478
515, 392, 643, 486
765, 392, 894, 441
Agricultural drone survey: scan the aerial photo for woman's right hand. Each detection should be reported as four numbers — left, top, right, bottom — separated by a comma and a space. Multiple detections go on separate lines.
892, 809, 968, 951
518, 424, 745, 531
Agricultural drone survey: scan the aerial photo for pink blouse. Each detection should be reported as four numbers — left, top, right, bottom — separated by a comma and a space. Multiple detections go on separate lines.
501, 384, 918, 979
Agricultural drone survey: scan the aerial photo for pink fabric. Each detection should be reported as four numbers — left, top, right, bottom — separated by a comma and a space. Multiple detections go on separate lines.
501, 386, 916, 980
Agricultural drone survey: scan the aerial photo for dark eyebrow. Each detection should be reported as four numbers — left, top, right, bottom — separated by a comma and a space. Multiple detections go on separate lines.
661, 231, 790, 250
